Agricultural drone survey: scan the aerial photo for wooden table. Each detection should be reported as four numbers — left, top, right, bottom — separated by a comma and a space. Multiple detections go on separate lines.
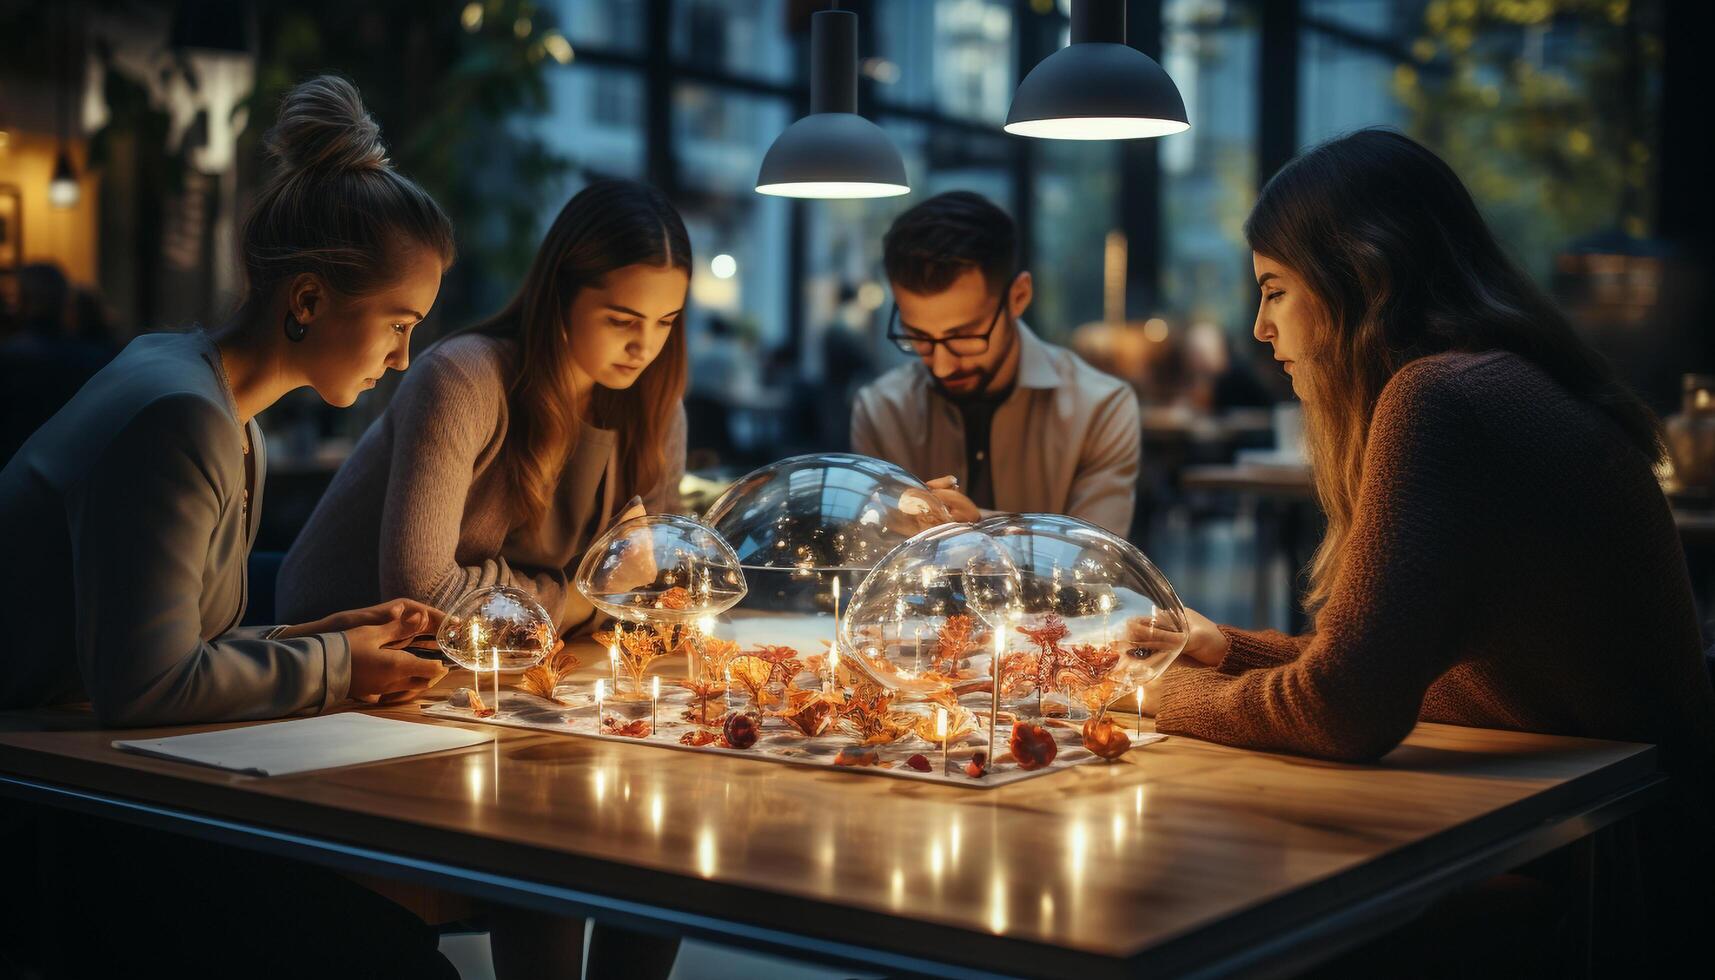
0, 663, 1661, 979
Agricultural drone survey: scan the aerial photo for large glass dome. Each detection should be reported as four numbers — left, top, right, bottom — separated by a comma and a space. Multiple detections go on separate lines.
840, 523, 1021, 701
705, 452, 951, 578
574, 513, 747, 623
703, 453, 952, 658
975, 514, 1188, 720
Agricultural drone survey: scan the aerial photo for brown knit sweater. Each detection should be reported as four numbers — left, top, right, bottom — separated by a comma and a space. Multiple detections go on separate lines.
1156, 351, 1715, 776
1156, 349, 1715, 969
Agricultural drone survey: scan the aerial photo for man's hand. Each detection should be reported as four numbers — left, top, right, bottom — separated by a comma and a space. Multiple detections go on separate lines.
924, 475, 982, 523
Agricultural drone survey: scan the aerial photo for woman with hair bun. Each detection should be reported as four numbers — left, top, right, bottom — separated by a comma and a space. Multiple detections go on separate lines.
0, 74, 457, 725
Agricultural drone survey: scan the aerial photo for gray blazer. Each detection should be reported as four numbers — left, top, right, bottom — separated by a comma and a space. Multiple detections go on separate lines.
0, 331, 349, 726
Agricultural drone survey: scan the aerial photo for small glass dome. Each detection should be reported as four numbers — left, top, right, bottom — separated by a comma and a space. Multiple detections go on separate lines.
975, 514, 1188, 719
437, 585, 557, 672
839, 523, 1022, 700
574, 513, 747, 623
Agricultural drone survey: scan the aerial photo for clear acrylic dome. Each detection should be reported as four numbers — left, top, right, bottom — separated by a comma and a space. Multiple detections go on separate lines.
975, 514, 1188, 718
839, 523, 1023, 699
437, 585, 557, 672
703, 454, 953, 661
705, 452, 952, 575
574, 513, 747, 623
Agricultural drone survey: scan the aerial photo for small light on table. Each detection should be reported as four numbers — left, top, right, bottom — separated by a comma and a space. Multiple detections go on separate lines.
937, 706, 949, 775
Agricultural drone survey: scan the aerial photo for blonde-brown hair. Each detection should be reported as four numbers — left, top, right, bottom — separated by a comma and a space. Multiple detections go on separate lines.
1246, 130, 1662, 617
468, 179, 689, 530
236, 75, 454, 323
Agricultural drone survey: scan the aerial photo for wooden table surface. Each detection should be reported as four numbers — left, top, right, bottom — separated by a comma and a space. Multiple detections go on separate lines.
0, 658, 1661, 979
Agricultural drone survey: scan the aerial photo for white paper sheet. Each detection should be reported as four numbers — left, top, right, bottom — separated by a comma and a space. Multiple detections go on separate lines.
112, 712, 492, 776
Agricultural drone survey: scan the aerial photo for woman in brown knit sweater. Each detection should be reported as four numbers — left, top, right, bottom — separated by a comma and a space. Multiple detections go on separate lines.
1148, 130, 1715, 973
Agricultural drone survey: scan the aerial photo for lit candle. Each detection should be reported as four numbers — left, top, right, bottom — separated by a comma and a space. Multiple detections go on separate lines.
1136, 684, 1146, 732
594, 679, 605, 733
609, 636, 620, 691
989, 626, 1003, 775
651, 675, 660, 736
937, 706, 949, 775
695, 615, 715, 682
491, 645, 501, 712
470, 621, 484, 696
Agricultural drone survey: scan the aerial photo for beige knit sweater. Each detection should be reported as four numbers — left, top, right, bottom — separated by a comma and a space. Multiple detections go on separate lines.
277, 334, 685, 633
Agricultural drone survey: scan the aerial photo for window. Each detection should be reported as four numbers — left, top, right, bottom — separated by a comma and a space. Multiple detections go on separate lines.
557, 0, 647, 53
673, 84, 791, 351
1159, 0, 1259, 332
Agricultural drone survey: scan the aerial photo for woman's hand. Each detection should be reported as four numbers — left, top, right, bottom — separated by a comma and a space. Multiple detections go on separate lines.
600, 499, 659, 594
280, 598, 445, 642
345, 605, 449, 704
924, 476, 982, 523
1127, 606, 1228, 667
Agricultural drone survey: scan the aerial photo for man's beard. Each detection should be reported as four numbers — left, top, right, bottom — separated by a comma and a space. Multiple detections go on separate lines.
929, 318, 1016, 404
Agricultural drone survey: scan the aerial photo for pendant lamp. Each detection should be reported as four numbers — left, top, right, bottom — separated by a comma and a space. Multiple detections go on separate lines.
48, 150, 80, 210
48, 1, 80, 209
756, 8, 908, 199
1004, 0, 1189, 141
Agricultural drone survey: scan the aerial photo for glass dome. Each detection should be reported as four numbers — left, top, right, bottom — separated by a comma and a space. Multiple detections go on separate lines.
840, 523, 1022, 700
705, 452, 951, 578
975, 514, 1188, 720
704, 453, 952, 657
574, 513, 747, 623
437, 585, 557, 672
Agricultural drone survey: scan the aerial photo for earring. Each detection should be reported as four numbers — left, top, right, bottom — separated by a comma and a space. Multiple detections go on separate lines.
283, 311, 307, 342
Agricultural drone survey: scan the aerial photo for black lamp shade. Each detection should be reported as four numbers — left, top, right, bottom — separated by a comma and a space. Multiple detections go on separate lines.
48, 148, 80, 209
755, 9, 909, 199
756, 113, 909, 199
1004, 0, 1189, 140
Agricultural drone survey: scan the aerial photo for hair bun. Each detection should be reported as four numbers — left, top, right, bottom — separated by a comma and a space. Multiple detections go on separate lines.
264, 75, 390, 175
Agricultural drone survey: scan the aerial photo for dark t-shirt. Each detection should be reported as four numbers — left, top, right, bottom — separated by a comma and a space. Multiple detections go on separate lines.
955, 386, 1012, 510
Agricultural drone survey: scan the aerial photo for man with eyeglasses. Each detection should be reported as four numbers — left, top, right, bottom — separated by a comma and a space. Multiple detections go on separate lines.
851, 192, 1141, 536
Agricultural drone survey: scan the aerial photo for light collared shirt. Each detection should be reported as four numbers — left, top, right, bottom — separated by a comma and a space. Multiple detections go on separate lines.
850, 321, 1141, 536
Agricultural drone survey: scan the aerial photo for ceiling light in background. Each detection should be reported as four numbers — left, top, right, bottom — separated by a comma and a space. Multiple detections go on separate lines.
48, 149, 80, 210
1004, 0, 1189, 141
756, 8, 909, 200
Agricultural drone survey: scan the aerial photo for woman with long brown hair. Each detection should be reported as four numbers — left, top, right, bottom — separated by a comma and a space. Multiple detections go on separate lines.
1144, 129, 1714, 974
278, 178, 688, 636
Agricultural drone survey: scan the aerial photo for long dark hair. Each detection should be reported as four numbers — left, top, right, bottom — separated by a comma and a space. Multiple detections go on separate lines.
1246, 128, 1661, 613
469, 179, 689, 530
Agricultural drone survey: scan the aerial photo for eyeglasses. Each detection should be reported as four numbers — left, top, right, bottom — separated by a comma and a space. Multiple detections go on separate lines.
886, 295, 1007, 357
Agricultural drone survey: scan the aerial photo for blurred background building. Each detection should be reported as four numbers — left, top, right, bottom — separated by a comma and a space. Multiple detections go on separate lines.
3, 0, 1712, 631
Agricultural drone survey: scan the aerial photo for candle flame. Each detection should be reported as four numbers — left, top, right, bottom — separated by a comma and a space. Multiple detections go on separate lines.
651, 675, 660, 699
936, 706, 948, 738
595, 679, 605, 700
